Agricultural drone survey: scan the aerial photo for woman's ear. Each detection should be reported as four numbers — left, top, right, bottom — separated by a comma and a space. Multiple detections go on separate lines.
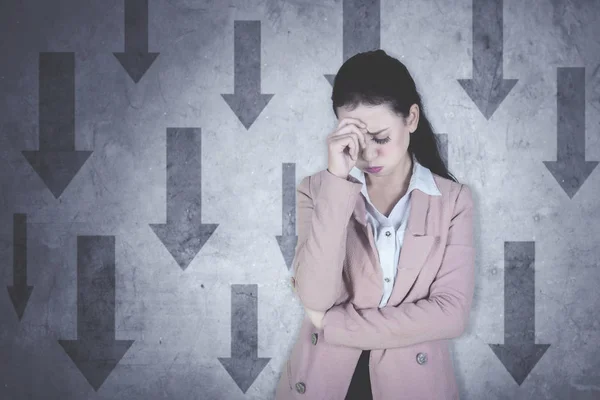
409, 104, 419, 132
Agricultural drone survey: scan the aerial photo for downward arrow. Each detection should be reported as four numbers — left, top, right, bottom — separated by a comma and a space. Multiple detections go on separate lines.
324, 0, 381, 86
489, 241, 550, 385
58, 236, 134, 391
221, 20, 274, 129
150, 128, 218, 270
457, 0, 517, 119
22, 52, 92, 199
6, 213, 34, 320
437, 133, 448, 167
543, 67, 597, 198
218, 284, 270, 393
276, 163, 297, 270
113, 0, 159, 83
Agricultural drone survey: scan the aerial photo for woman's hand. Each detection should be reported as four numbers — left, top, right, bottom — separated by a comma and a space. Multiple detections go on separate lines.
304, 306, 326, 330
327, 118, 368, 179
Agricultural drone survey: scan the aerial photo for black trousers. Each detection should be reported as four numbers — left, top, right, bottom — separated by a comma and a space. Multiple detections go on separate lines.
345, 350, 373, 399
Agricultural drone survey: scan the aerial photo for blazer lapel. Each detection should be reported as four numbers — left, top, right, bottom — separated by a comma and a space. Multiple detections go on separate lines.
387, 189, 436, 305
351, 188, 437, 306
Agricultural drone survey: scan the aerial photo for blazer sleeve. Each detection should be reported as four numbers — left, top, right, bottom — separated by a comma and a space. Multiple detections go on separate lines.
321, 183, 476, 350
291, 170, 363, 311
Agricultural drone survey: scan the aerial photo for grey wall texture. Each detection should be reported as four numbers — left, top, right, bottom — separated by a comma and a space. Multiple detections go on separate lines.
1, 0, 599, 399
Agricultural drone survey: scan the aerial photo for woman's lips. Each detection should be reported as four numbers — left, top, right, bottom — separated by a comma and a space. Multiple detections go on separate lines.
365, 166, 383, 173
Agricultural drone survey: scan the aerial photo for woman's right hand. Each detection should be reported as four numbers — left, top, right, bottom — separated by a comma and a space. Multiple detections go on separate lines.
326, 118, 368, 179
303, 306, 325, 330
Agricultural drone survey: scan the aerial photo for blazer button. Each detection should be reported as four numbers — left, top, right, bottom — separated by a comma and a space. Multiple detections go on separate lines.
385, 231, 391, 236
311, 332, 318, 345
295, 382, 306, 394
416, 352, 428, 365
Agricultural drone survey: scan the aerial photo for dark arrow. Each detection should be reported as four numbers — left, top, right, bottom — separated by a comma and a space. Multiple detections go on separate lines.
437, 133, 448, 167
221, 20, 274, 129
543, 67, 597, 198
324, 0, 380, 86
22, 52, 92, 199
113, 0, 159, 83
489, 241, 550, 385
276, 163, 297, 270
58, 236, 134, 391
218, 284, 270, 393
457, 0, 517, 119
149, 128, 218, 270
6, 213, 34, 320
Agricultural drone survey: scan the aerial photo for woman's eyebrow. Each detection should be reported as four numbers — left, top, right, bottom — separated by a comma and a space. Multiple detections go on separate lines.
366, 128, 387, 136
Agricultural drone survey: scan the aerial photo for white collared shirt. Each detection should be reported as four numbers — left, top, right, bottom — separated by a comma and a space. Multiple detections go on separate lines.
348, 153, 442, 307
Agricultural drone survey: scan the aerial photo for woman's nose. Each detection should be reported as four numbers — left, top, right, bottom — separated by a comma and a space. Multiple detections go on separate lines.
361, 142, 377, 161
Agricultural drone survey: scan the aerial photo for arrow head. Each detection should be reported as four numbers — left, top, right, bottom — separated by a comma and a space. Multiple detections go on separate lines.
489, 343, 550, 385
543, 159, 598, 199
149, 223, 219, 270
218, 356, 271, 393
457, 78, 518, 120
275, 234, 297, 270
58, 339, 134, 391
113, 52, 159, 83
221, 93, 274, 130
6, 285, 34, 320
22, 150, 92, 199
324, 73, 335, 87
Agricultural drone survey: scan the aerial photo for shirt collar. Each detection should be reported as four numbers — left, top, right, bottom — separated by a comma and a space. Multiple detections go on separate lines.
348, 153, 442, 197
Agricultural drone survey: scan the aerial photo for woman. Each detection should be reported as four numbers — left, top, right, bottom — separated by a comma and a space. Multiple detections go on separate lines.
275, 49, 476, 399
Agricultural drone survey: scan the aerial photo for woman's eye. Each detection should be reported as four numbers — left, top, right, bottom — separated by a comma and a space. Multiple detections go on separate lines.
372, 136, 391, 144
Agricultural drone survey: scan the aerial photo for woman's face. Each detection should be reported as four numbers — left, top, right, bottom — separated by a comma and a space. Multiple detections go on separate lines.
336, 102, 419, 176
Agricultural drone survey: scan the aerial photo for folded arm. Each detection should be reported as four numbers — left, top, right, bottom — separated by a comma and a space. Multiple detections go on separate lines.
291, 170, 363, 311
322, 184, 476, 350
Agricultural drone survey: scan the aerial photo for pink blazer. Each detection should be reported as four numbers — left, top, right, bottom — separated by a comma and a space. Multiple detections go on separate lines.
275, 168, 476, 400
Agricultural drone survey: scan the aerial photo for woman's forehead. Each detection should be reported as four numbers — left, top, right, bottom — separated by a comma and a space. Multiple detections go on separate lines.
337, 103, 395, 123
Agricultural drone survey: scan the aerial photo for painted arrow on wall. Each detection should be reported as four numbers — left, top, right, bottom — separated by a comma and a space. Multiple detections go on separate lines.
543, 67, 597, 198
22, 52, 92, 199
150, 128, 218, 270
276, 163, 297, 271
324, 0, 381, 86
489, 241, 550, 385
458, 0, 518, 119
113, 0, 160, 83
222, 20, 274, 130
218, 284, 270, 393
6, 213, 34, 320
58, 236, 134, 391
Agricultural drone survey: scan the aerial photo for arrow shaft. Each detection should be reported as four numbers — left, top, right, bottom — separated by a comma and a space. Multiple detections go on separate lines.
12, 213, 27, 287
504, 241, 535, 344
342, 0, 380, 61
231, 284, 258, 358
77, 236, 115, 340
234, 20, 261, 94
124, 0, 149, 52
556, 67, 585, 160
282, 163, 296, 236
39, 52, 75, 151
165, 128, 203, 224
472, 0, 504, 82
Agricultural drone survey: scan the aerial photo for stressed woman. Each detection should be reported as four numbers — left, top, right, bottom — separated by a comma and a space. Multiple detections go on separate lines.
276, 49, 476, 400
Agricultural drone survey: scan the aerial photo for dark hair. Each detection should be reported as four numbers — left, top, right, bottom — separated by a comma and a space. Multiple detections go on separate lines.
330, 49, 458, 183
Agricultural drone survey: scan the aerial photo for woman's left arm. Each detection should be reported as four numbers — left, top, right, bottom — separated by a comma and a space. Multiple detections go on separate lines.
321, 184, 476, 350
